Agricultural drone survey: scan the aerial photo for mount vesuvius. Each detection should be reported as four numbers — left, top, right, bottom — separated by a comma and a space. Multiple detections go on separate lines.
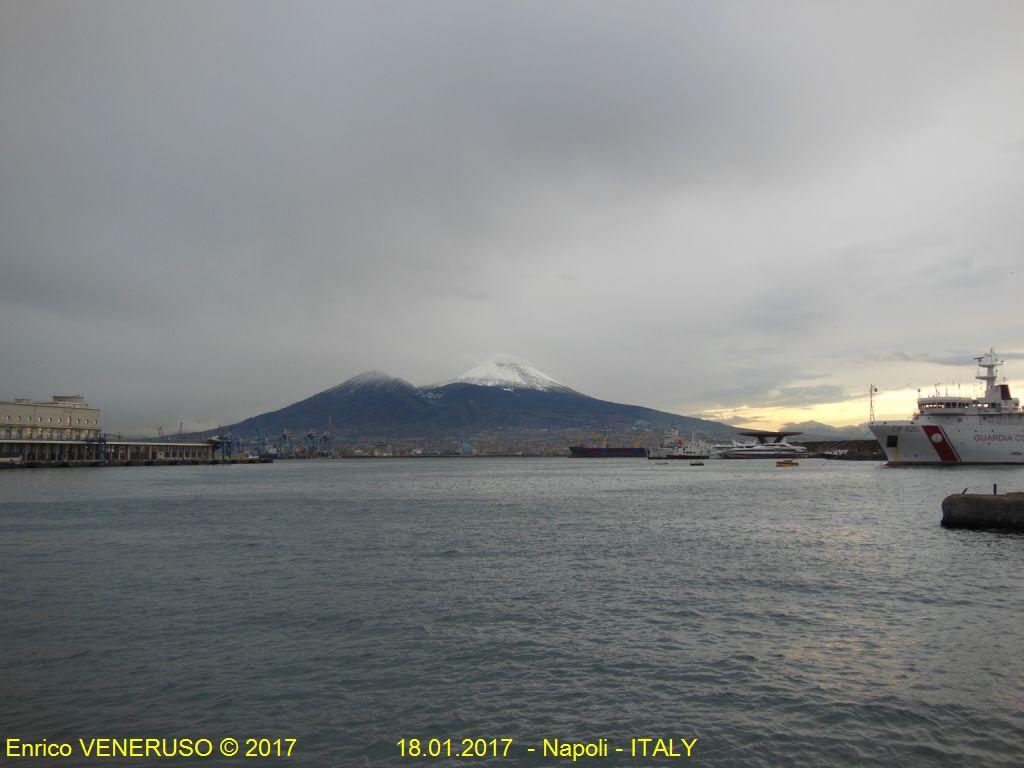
197, 357, 737, 445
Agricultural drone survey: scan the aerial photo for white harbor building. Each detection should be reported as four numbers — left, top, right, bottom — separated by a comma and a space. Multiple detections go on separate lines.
0, 395, 217, 465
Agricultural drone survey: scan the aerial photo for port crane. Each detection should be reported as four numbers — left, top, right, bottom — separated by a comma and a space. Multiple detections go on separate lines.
278, 428, 295, 456
321, 416, 334, 457
303, 428, 317, 456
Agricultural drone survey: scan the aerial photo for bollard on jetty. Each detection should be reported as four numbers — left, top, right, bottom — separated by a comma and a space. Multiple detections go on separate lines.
941, 490, 1024, 530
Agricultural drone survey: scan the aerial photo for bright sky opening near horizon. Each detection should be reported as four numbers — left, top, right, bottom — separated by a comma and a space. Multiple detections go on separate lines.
3, 2, 1024, 433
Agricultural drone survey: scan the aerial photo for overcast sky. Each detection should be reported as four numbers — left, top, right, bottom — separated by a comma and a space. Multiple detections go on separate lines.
3, 1, 1024, 433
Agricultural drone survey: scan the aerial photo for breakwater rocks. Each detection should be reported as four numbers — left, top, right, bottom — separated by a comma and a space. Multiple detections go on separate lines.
941, 490, 1024, 531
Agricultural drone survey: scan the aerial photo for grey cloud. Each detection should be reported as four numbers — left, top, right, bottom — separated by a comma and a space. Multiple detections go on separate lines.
3, 2, 1024, 431
868, 350, 1024, 366
711, 382, 857, 410
762, 384, 858, 408
693, 411, 768, 424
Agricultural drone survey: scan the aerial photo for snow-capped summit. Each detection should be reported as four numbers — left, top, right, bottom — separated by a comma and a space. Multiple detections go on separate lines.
328, 370, 411, 393
453, 355, 570, 391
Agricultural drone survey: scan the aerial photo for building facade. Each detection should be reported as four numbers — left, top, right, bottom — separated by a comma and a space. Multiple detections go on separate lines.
0, 395, 217, 465
1, 395, 101, 440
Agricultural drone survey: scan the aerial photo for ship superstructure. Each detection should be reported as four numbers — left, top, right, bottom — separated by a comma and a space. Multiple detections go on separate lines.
870, 349, 1024, 465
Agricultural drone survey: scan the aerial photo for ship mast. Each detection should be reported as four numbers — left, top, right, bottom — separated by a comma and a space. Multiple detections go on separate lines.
975, 348, 1002, 397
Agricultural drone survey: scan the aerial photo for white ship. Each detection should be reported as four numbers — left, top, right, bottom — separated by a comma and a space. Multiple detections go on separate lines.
717, 431, 808, 459
647, 428, 711, 459
870, 349, 1024, 465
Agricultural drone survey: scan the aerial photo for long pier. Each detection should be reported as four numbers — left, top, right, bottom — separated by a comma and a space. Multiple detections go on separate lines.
0, 438, 270, 469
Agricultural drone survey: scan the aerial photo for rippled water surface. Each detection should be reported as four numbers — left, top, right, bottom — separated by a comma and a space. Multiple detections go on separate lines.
2, 459, 1023, 767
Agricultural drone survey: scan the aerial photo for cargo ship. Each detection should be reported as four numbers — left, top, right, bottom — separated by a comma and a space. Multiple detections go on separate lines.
568, 435, 646, 458
569, 445, 647, 457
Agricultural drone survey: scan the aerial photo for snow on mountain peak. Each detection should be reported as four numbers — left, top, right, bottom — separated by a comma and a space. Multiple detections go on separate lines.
329, 370, 409, 392
454, 356, 569, 391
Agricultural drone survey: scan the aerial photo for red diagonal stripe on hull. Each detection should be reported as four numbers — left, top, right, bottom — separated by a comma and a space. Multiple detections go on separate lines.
921, 425, 959, 462
941, 426, 961, 461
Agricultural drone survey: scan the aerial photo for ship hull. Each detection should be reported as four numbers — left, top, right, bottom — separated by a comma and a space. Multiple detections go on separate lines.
870, 420, 1024, 465
718, 450, 807, 459
647, 453, 710, 460
568, 446, 647, 458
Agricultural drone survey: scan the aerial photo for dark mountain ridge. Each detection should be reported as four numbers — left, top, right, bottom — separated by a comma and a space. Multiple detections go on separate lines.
194, 362, 738, 444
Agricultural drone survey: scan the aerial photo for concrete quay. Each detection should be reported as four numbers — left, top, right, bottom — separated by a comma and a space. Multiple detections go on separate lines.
0, 455, 272, 469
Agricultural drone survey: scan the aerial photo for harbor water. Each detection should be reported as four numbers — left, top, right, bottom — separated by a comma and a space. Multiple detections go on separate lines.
2, 459, 1023, 766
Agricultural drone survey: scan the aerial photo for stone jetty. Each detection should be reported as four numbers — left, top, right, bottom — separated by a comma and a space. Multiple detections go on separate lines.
941, 489, 1024, 531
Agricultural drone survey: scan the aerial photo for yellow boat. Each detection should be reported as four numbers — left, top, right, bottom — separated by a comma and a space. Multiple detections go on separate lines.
776, 459, 799, 467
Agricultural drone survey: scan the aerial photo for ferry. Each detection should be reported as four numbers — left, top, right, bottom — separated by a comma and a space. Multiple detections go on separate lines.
717, 431, 808, 459
870, 349, 1024, 465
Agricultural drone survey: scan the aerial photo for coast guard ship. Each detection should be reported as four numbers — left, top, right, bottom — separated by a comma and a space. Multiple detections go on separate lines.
870, 349, 1024, 465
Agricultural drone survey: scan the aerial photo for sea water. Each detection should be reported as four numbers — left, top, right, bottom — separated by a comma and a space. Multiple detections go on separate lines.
1, 459, 1022, 766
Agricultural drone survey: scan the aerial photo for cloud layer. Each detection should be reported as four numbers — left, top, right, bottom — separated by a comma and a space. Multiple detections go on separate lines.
3, 2, 1024, 431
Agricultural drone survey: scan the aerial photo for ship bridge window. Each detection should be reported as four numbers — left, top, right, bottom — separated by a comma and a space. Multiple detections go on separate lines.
923, 401, 966, 410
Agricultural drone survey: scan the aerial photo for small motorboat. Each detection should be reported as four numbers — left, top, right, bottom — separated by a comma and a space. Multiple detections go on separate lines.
690, 461, 704, 466
776, 459, 799, 467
